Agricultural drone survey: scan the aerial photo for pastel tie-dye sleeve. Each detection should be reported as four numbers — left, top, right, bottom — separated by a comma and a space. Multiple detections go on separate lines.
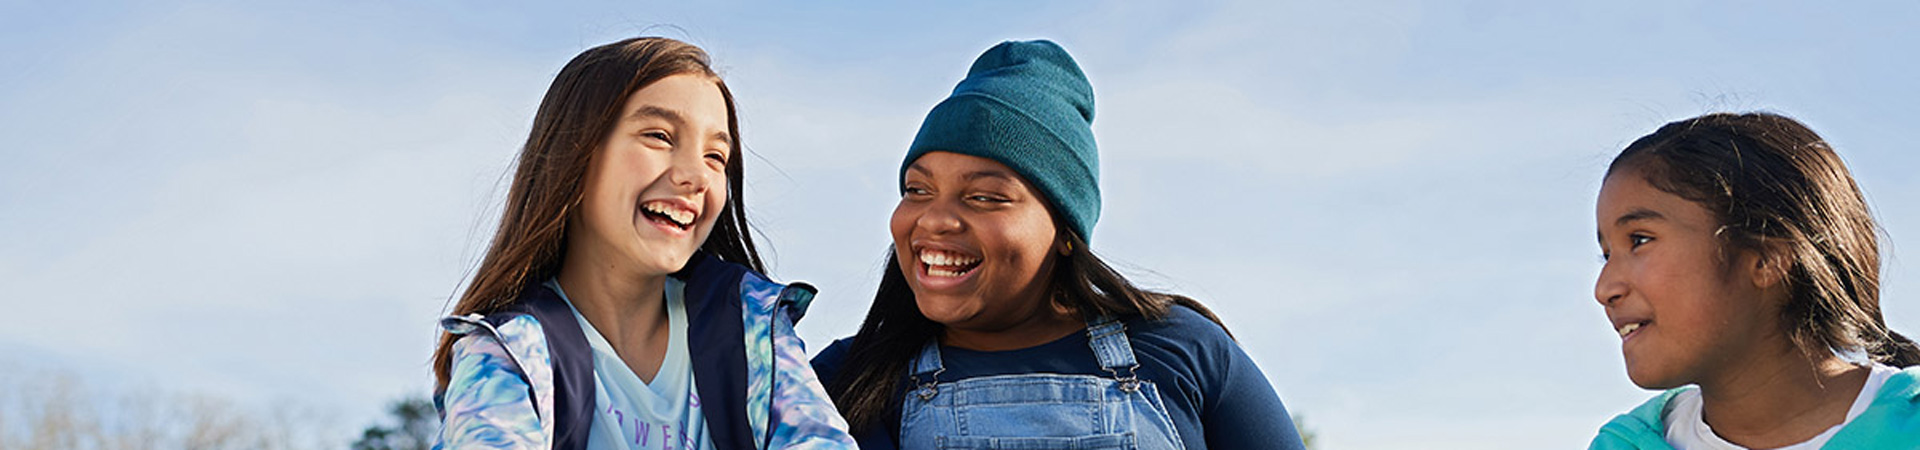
764, 302, 858, 449
437, 334, 548, 450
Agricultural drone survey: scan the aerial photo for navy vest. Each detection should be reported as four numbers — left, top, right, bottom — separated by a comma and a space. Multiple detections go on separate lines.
486, 252, 761, 450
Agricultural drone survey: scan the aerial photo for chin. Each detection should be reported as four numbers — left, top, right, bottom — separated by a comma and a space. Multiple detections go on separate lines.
639, 251, 694, 275
913, 298, 972, 326
1625, 366, 1685, 390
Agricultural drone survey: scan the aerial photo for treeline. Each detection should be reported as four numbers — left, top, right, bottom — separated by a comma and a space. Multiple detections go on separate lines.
0, 368, 338, 450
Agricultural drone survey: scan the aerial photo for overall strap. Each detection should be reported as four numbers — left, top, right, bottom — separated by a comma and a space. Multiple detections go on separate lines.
1085, 317, 1144, 391
498, 284, 596, 450
909, 340, 946, 379
907, 340, 947, 401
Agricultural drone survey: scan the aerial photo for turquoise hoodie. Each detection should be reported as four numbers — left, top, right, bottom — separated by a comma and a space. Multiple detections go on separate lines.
1589, 367, 1920, 449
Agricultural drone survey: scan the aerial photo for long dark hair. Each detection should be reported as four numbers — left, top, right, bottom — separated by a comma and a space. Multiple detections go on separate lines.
432, 37, 764, 392
825, 225, 1228, 432
1608, 112, 1919, 368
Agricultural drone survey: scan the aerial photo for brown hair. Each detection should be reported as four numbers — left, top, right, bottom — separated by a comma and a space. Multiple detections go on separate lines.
825, 225, 1228, 432
432, 37, 764, 392
1608, 112, 1919, 367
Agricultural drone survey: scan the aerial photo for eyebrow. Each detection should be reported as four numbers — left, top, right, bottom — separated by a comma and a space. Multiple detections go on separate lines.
627, 105, 685, 124
1615, 208, 1665, 227
629, 105, 731, 145
1598, 208, 1666, 244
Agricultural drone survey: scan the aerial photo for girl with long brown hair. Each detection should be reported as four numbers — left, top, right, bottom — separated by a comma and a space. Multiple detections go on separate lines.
431, 37, 853, 450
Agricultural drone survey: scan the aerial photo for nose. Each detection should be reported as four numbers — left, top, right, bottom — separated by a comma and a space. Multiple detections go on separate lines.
915, 197, 964, 236
666, 150, 716, 194
1595, 259, 1627, 307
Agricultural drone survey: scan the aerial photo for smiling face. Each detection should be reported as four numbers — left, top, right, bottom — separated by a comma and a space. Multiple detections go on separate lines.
892, 152, 1068, 337
569, 73, 733, 278
1594, 168, 1789, 390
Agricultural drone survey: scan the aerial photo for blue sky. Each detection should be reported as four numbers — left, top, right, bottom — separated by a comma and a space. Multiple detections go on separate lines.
4, 1, 1919, 448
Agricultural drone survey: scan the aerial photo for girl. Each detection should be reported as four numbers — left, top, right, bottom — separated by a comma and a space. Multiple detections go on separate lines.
431, 37, 855, 450
810, 40, 1308, 450
1591, 112, 1920, 449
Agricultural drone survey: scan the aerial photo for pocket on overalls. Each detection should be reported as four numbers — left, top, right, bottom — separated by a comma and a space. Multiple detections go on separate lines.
935, 432, 1135, 450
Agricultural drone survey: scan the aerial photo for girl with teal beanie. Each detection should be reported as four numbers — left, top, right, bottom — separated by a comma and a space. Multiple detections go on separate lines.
809, 40, 1307, 450
1590, 112, 1920, 449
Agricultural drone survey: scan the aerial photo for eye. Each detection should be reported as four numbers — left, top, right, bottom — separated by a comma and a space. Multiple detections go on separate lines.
1629, 233, 1653, 249
641, 130, 671, 144
902, 185, 932, 198
966, 194, 1011, 204
705, 149, 728, 166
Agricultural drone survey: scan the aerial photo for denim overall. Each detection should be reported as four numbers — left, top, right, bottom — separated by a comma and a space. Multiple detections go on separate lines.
899, 319, 1187, 450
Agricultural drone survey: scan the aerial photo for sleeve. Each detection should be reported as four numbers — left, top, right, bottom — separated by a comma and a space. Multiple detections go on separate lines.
810, 339, 904, 450
765, 306, 859, 449
436, 334, 548, 450
1198, 328, 1308, 450
1588, 432, 1634, 450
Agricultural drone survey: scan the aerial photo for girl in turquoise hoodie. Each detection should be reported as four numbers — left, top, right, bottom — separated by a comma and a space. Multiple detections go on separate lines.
1590, 112, 1920, 449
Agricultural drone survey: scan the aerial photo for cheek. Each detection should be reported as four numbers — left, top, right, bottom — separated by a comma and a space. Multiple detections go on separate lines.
578, 157, 623, 222
888, 202, 916, 243
1639, 250, 1719, 305
691, 174, 729, 237
1003, 215, 1057, 263
705, 178, 728, 216
1629, 260, 1665, 297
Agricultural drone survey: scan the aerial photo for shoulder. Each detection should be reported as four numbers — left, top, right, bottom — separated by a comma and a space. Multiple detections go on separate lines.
810, 337, 856, 384
680, 255, 820, 322
1123, 304, 1238, 362
445, 313, 550, 373
440, 313, 553, 448
1588, 389, 1686, 450
1129, 304, 1230, 337
1829, 365, 1920, 445
1877, 365, 1920, 402
1116, 304, 1244, 400
442, 313, 554, 397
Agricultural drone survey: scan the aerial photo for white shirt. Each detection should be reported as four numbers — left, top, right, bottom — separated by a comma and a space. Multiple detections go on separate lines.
1664, 362, 1899, 450
550, 278, 713, 450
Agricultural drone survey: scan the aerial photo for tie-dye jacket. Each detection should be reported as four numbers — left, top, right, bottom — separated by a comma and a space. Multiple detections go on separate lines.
435, 252, 857, 450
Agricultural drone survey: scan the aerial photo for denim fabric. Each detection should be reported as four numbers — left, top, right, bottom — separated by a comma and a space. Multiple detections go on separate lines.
898, 319, 1184, 450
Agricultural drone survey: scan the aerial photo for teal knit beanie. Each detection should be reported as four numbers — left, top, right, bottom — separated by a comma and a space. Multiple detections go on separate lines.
902, 39, 1101, 242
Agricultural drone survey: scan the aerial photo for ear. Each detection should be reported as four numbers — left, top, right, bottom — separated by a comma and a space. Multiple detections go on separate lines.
1052, 231, 1082, 255
1747, 240, 1792, 290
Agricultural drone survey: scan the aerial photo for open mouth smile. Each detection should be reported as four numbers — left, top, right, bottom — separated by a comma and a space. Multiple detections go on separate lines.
1615, 320, 1649, 340
918, 248, 982, 278
639, 199, 697, 232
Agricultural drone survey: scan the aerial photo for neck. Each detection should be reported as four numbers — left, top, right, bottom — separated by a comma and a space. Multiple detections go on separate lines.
1696, 347, 1870, 448
556, 247, 671, 346
941, 302, 1083, 352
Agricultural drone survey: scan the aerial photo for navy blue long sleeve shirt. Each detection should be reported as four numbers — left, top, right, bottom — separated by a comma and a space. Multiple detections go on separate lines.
811, 305, 1306, 450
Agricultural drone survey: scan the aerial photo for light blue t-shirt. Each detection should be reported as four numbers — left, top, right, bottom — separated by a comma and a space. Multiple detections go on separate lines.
548, 278, 712, 450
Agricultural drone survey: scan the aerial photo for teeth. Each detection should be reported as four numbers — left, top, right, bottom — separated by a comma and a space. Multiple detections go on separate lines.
918, 250, 980, 268
642, 202, 695, 226
1617, 322, 1642, 338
